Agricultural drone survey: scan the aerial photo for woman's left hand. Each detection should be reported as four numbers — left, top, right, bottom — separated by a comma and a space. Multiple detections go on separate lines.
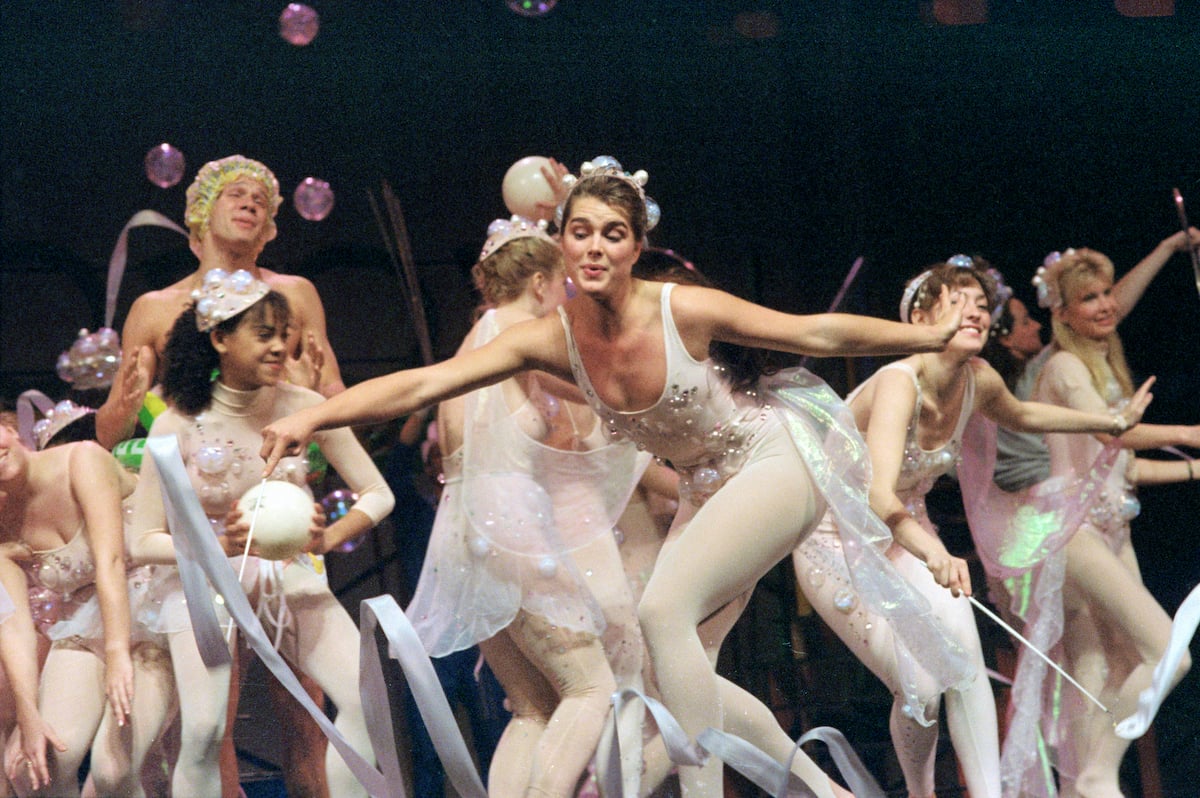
105, 647, 135, 727
220, 505, 254, 557
1115, 376, 1155, 433
930, 285, 966, 346
304, 502, 328, 555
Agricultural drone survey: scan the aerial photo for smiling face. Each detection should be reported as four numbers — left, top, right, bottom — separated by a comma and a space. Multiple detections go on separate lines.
211, 300, 289, 390
0, 422, 28, 485
1057, 273, 1118, 342
560, 196, 642, 297
915, 276, 992, 354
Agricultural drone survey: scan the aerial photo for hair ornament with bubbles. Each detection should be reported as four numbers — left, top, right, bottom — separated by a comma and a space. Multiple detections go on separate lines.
899, 254, 1004, 323
557, 155, 661, 232
985, 267, 1013, 327
479, 215, 555, 262
1032, 249, 1072, 310
32, 399, 94, 451
191, 268, 270, 332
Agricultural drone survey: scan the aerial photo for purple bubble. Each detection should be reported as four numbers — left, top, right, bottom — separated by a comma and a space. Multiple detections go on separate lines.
144, 143, 185, 189
294, 177, 334, 221
280, 3, 319, 46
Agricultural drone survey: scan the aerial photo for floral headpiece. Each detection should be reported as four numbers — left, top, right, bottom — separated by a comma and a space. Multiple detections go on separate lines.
557, 156, 661, 232
192, 269, 270, 332
479, 215, 555, 262
1032, 250, 1070, 310
185, 155, 282, 240
56, 327, 122, 390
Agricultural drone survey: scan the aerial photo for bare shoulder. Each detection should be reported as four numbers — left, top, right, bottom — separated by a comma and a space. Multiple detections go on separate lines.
125, 285, 193, 336
501, 313, 573, 379
262, 270, 320, 301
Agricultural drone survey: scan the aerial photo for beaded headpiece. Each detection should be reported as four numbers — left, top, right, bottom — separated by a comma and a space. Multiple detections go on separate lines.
557, 156, 661, 232
899, 254, 1004, 323
192, 268, 270, 332
479, 215, 555, 262
56, 327, 122, 390
1032, 250, 1070, 310
16, 391, 95, 451
185, 155, 282, 241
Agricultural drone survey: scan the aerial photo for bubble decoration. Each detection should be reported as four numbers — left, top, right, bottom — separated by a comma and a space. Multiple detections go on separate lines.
294, 177, 334, 221
280, 3, 320, 46
144, 143, 185, 188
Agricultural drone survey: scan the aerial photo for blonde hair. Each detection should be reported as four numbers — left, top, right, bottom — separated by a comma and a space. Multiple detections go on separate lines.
470, 236, 563, 307
1048, 248, 1134, 398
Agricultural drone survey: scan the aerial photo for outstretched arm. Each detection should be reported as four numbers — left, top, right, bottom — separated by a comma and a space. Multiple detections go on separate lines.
261, 314, 565, 474
675, 283, 963, 359
974, 359, 1152, 438
1112, 228, 1200, 322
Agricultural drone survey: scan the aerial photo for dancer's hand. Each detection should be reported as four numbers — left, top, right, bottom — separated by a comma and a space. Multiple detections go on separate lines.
6, 713, 66, 791
220, 504, 255, 558
261, 411, 318, 477
304, 502, 328, 554
535, 157, 572, 222
285, 331, 325, 392
1113, 376, 1155, 434
930, 285, 966, 346
105, 646, 135, 727
925, 547, 972, 598
0, 540, 33, 563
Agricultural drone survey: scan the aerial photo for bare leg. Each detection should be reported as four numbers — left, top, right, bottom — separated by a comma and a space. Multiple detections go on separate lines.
27, 646, 105, 797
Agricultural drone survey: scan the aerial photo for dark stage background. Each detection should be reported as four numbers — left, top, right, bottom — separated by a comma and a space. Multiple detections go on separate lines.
3, 2, 1200, 795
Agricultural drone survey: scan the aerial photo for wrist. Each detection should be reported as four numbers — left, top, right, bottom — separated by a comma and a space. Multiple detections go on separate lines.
1109, 411, 1129, 435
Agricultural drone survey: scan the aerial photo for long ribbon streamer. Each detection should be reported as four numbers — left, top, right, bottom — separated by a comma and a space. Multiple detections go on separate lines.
147, 435, 489, 797
1114, 580, 1200, 739
105, 210, 189, 329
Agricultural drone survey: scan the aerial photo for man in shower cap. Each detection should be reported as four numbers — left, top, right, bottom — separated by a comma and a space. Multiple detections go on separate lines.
96, 155, 346, 448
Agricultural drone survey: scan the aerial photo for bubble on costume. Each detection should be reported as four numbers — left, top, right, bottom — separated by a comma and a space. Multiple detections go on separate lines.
502, 156, 556, 220
279, 3, 320, 46
144, 143, 186, 188
832, 587, 858, 613
56, 327, 122, 389
294, 177, 334, 221
506, 0, 558, 17
237, 480, 314, 560
320, 489, 363, 552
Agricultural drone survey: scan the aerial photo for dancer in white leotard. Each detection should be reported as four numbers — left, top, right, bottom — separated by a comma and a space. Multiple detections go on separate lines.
261, 158, 978, 797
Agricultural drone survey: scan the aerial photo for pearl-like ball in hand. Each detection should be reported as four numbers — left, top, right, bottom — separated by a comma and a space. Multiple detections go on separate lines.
236, 481, 314, 560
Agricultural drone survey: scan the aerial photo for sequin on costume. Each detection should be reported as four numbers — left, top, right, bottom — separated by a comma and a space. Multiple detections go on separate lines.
406, 310, 648, 657
562, 283, 971, 720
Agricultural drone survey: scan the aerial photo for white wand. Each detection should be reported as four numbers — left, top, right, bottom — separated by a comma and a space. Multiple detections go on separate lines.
225, 477, 267, 644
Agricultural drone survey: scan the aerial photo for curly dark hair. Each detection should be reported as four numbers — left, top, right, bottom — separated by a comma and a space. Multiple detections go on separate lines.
162, 292, 291, 416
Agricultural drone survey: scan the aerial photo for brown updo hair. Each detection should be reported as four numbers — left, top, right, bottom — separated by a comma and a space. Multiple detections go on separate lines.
471, 237, 564, 308
904, 260, 999, 322
561, 174, 649, 242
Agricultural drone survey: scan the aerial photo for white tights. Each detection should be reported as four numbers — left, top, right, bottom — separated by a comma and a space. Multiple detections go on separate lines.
794, 538, 1001, 798
169, 564, 373, 798
480, 612, 615, 798
637, 428, 838, 798
1060, 528, 1189, 798
21, 642, 173, 798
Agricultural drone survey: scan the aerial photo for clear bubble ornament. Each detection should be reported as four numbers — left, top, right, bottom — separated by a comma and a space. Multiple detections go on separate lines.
279, 4, 319, 46
507, 0, 557, 17
145, 143, 185, 188
294, 177, 334, 221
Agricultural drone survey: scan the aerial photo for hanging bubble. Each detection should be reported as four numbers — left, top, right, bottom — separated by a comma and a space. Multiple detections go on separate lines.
279, 3, 320, 46
507, 0, 557, 17
144, 143, 185, 188
294, 177, 334, 221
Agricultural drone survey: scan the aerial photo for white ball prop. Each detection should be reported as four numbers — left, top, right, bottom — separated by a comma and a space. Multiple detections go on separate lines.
502, 156, 556, 221
236, 481, 314, 560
